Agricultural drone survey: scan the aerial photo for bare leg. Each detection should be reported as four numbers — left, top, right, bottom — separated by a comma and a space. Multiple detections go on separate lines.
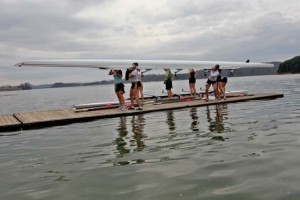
217, 82, 223, 98
119, 91, 125, 106
205, 84, 211, 101
130, 88, 134, 107
189, 83, 193, 96
133, 88, 141, 107
139, 87, 144, 101
193, 84, 196, 96
212, 83, 219, 100
117, 92, 123, 106
167, 90, 173, 99
222, 83, 227, 100
116, 92, 122, 106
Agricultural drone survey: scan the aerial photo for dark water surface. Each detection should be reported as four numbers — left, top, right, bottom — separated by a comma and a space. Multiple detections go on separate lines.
0, 75, 300, 200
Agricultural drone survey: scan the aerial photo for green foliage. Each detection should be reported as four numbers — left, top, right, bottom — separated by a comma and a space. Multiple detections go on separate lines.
19, 82, 32, 90
278, 56, 300, 74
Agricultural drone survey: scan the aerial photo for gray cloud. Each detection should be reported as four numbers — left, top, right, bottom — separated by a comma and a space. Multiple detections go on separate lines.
0, 0, 299, 85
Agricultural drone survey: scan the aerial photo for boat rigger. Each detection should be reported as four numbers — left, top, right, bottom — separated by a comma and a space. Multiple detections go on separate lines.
73, 90, 249, 110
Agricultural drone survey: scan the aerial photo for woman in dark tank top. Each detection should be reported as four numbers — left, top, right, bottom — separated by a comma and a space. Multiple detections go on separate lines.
189, 69, 196, 96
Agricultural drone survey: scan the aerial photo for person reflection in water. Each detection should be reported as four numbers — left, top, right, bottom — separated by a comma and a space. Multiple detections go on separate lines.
190, 107, 199, 132
114, 115, 146, 165
205, 104, 226, 133
114, 116, 130, 157
130, 115, 146, 152
166, 110, 176, 133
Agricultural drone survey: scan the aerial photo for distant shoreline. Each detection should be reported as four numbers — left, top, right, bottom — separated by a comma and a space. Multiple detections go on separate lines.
3, 69, 299, 92
0, 88, 22, 92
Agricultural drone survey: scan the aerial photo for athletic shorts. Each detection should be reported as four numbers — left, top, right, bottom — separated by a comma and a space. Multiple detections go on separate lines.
206, 79, 217, 85
165, 79, 173, 90
131, 82, 138, 89
220, 77, 227, 83
217, 76, 227, 83
137, 81, 143, 88
115, 83, 125, 93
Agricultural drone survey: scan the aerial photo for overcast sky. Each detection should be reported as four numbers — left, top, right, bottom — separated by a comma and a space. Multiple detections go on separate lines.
0, 0, 299, 85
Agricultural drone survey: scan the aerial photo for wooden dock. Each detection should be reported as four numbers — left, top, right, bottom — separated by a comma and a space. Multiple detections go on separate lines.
0, 93, 283, 132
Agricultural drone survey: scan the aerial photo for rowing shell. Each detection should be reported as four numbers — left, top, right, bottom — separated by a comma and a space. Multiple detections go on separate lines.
74, 94, 178, 110
15, 59, 274, 70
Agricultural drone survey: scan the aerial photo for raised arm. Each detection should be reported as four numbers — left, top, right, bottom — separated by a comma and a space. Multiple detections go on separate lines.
109, 69, 115, 75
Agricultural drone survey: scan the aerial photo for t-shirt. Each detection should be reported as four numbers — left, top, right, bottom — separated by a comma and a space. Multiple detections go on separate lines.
165, 69, 172, 80
137, 71, 142, 82
208, 70, 219, 81
113, 73, 122, 84
130, 69, 139, 82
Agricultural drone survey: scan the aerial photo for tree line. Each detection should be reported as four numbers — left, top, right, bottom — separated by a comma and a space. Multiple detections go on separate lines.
0, 82, 32, 91
277, 56, 300, 74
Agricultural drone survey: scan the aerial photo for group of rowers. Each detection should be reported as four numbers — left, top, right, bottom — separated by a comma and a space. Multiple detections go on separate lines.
109, 62, 227, 111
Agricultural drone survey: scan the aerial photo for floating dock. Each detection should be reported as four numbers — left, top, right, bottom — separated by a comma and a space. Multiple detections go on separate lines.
0, 93, 283, 132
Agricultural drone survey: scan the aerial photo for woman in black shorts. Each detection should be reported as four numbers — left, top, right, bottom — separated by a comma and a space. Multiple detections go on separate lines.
164, 68, 174, 99
189, 69, 196, 96
205, 65, 220, 101
109, 69, 126, 110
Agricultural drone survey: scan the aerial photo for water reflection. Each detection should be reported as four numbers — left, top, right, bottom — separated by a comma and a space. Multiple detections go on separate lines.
205, 104, 228, 133
166, 110, 176, 133
190, 107, 199, 131
130, 115, 146, 152
114, 115, 146, 158
114, 116, 130, 157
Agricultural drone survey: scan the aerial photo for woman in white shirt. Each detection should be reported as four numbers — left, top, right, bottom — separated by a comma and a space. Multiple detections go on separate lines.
128, 63, 142, 110
205, 64, 220, 101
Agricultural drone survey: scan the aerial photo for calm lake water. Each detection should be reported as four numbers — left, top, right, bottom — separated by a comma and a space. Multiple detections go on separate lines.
0, 74, 300, 200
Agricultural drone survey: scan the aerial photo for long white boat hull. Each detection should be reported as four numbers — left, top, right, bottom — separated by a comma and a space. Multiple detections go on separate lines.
15, 59, 274, 70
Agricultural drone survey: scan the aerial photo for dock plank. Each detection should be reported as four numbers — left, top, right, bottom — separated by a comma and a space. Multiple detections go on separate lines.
1, 93, 283, 132
0, 115, 21, 131
0, 115, 19, 126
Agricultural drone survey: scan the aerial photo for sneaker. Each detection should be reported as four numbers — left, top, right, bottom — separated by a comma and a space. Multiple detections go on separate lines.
121, 106, 127, 111
136, 107, 143, 110
128, 106, 135, 110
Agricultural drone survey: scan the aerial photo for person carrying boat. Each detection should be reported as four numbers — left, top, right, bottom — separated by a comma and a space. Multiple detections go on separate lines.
217, 68, 227, 100
205, 64, 220, 101
137, 66, 144, 102
188, 68, 197, 96
128, 63, 142, 110
164, 68, 175, 99
109, 69, 126, 110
